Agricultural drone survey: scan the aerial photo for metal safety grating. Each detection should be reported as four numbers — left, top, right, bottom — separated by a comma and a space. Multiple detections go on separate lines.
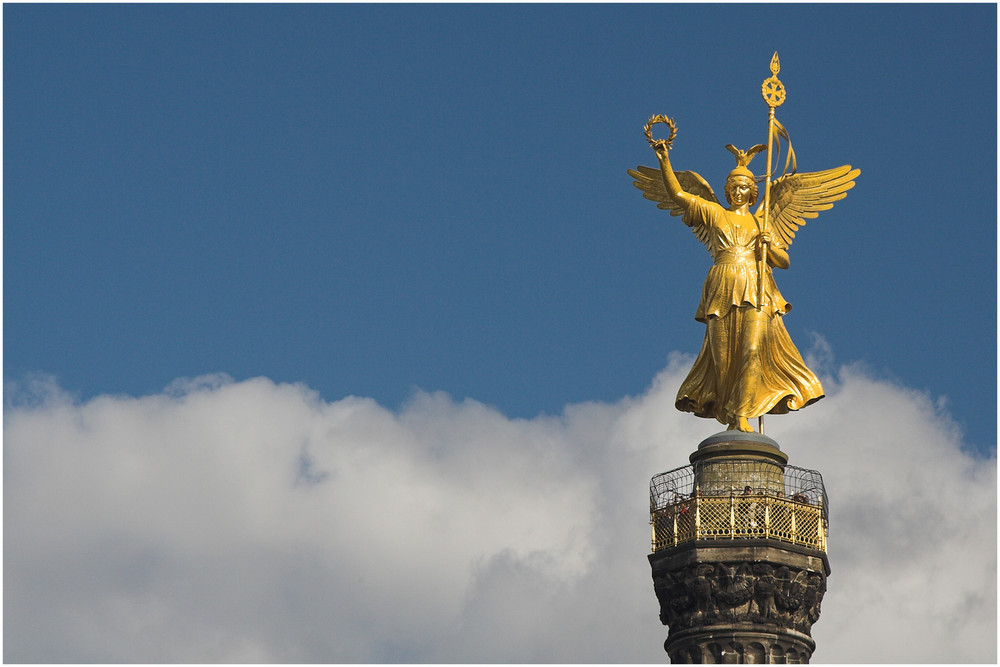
650, 459, 827, 553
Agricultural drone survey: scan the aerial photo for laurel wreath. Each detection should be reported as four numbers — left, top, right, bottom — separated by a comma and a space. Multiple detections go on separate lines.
644, 115, 677, 148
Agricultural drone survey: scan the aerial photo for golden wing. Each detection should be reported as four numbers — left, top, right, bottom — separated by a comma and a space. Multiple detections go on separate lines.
627, 165, 720, 249
759, 165, 860, 248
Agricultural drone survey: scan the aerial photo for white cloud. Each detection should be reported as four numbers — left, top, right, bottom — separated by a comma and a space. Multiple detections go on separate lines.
3, 359, 995, 663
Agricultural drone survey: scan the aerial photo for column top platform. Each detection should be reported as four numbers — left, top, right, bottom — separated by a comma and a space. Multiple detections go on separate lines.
698, 430, 780, 449
691, 431, 787, 466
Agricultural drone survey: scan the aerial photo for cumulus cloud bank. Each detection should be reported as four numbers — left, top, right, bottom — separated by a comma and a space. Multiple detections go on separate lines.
4, 356, 996, 663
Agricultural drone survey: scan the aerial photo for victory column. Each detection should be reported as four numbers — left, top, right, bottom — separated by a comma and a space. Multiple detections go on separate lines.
629, 54, 859, 663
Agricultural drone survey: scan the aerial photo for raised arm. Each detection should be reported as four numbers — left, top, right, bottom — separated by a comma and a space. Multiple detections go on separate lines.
652, 141, 699, 211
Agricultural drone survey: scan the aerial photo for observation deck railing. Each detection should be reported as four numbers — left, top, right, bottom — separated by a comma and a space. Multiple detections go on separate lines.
650, 461, 828, 553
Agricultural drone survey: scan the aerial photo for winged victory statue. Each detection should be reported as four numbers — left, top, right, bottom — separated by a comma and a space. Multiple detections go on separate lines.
629, 54, 859, 433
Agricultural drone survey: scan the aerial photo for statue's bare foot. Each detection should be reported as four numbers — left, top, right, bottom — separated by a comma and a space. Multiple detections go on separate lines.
727, 417, 753, 432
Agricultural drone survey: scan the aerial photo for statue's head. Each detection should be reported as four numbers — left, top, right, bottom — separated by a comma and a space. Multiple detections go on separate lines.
724, 144, 764, 207
725, 169, 758, 207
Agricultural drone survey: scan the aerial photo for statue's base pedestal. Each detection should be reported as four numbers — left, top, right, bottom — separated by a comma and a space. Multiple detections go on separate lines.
691, 431, 787, 465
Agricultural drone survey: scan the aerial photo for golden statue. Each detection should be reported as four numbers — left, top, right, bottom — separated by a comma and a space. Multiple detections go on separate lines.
629, 54, 859, 433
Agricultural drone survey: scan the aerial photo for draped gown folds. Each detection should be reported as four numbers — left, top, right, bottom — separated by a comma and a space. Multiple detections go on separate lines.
675, 196, 824, 425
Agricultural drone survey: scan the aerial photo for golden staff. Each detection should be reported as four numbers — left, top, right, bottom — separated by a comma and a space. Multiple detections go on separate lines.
757, 52, 786, 434
759, 52, 785, 308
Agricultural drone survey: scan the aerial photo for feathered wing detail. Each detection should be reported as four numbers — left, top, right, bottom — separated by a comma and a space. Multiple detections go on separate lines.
757, 165, 860, 248
628, 165, 720, 250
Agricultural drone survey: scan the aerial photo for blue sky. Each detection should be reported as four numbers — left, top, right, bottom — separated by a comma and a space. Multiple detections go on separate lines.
5, 4, 996, 452
3, 5, 997, 663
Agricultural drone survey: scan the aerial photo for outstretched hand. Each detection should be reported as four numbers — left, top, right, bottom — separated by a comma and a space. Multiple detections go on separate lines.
652, 139, 670, 160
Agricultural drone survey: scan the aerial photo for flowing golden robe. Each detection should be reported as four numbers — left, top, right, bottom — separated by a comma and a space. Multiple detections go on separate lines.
676, 196, 823, 425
